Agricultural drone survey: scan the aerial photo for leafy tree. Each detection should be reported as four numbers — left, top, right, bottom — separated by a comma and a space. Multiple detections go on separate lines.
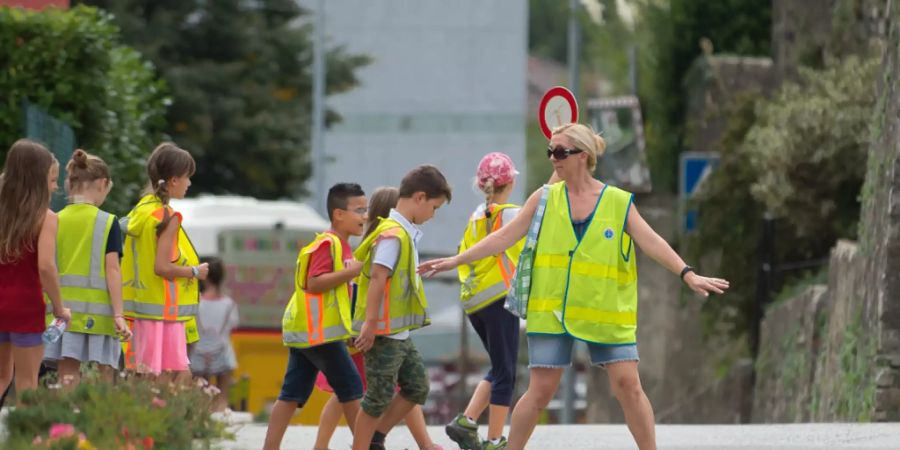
80, 0, 370, 199
0, 6, 168, 214
691, 55, 879, 339
637, 0, 771, 192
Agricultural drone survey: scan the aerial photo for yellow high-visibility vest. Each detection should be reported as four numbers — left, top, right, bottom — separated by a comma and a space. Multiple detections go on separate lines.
282, 232, 353, 348
121, 195, 199, 322
527, 182, 638, 344
457, 203, 525, 314
351, 218, 429, 335
47, 203, 117, 336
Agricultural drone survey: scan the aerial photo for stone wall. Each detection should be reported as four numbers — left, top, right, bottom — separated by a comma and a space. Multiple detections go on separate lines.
856, 0, 900, 421
772, 0, 835, 83
752, 285, 827, 422
683, 55, 776, 154
754, 1, 900, 417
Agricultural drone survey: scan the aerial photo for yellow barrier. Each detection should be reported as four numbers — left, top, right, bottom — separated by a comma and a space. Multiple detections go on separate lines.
231, 330, 332, 424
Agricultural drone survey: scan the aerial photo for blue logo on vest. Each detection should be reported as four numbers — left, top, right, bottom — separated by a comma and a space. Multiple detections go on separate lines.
604, 228, 615, 240
85, 317, 94, 329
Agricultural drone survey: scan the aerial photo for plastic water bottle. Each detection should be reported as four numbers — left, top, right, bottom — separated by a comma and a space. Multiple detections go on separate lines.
42, 319, 67, 345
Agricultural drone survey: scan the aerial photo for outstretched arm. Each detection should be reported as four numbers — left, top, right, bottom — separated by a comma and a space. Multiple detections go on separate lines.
626, 203, 729, 297
419, 187, 543, 275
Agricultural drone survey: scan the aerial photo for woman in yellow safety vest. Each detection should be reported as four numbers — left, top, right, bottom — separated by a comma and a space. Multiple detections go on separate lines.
121, 143, 208, 379
445, 153, 525, 450
420, 123, 730, 450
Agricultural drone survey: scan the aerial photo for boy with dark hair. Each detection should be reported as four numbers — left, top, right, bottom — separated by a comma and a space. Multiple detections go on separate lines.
263, 182, 369, 450
351, 165, 452, 450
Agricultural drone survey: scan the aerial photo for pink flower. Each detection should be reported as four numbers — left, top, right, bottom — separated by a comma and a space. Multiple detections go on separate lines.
151, 396, 167, 408
49, 423, 75, 439
203, 385, 221, 397
32, 435, 43, 445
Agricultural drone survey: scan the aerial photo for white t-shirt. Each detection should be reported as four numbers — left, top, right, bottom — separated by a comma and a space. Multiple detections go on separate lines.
192, 296, 239, 368
370, 209, 424, 340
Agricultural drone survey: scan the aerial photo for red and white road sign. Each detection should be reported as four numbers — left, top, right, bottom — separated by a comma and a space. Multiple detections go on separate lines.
538, 86, 578, 139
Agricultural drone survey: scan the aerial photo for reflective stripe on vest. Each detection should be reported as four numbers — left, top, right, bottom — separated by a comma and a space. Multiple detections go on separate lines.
527, 182, 638, 344
283, 293, 349, 345
123, 300, 199, 318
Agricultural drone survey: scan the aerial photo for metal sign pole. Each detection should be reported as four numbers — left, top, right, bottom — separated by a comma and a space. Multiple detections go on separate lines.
562, 0, 580, 426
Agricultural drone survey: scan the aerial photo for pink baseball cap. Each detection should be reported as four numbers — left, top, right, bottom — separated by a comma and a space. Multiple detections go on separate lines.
476, 152, 518, 189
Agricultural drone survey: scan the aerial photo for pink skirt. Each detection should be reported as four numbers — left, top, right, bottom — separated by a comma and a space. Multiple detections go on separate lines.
132, 319, 190, 374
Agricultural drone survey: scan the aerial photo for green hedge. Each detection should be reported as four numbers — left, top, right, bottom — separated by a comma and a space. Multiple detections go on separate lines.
0, 5, 167, 214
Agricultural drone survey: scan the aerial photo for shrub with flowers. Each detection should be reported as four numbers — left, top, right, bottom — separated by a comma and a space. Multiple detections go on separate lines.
2, 373, 231, 449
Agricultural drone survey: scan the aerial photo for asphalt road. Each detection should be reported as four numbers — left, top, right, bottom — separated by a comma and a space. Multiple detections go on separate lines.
218, 422, 900, 449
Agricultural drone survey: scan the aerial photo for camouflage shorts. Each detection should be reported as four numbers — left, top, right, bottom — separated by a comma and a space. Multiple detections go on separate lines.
361, 337, 429, 417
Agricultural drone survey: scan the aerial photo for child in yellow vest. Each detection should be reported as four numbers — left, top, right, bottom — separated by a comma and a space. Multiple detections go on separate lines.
446, 153, 525, 450
42, 149, 132, 386
121, 143, 208, 378
263, 183, 368, 450
313, 186, 443, 450
351, 165, 453, 450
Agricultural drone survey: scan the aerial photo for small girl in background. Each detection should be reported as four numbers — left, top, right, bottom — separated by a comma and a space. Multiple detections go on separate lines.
121, 143, 208, 379
189, 256, 239, 411
43, 149, 132, 386
0, 139, 71, 401
313, 187, 443, 450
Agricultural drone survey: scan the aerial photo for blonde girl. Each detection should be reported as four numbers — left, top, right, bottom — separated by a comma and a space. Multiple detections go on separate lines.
445, 152, 524, 450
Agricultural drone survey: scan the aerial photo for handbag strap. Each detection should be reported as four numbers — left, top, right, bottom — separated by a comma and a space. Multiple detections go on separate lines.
524, 185, 551, 249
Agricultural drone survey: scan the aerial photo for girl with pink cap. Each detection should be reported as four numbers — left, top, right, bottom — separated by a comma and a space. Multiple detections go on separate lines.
444, 152, 525, 450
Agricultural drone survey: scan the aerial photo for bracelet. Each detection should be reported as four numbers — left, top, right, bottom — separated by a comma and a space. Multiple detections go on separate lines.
114, 314, 124, 318
191, 265, 200, 278
680, 265, 695, 280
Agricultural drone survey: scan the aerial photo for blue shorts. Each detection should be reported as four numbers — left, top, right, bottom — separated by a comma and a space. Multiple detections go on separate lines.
527, 333, 639, 369
278, 342, 363, 405
0, 331, 42, 347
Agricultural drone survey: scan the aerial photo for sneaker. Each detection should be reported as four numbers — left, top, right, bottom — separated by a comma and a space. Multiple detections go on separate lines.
445, 413, 482, 450
482, 437, 508, 450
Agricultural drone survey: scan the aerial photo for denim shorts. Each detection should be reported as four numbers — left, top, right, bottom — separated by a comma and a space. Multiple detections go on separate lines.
278, 341, 363, 405
527, 333, 639, 369
0, 331, 43, 347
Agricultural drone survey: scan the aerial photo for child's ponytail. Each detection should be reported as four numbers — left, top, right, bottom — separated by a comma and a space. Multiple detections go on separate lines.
482, 177, 496, 217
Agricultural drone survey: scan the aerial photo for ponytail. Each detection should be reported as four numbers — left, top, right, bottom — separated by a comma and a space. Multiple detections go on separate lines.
154, 179, 173, 237
482, 178, 496, 217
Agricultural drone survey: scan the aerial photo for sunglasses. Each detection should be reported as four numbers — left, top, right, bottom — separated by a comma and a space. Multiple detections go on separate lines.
547, 146, 583, 160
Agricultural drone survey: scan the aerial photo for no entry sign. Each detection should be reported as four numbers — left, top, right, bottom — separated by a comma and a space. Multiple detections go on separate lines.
538, 86, 578, 139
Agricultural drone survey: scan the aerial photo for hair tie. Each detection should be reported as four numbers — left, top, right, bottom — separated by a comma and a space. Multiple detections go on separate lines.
158, 179, 166, 187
